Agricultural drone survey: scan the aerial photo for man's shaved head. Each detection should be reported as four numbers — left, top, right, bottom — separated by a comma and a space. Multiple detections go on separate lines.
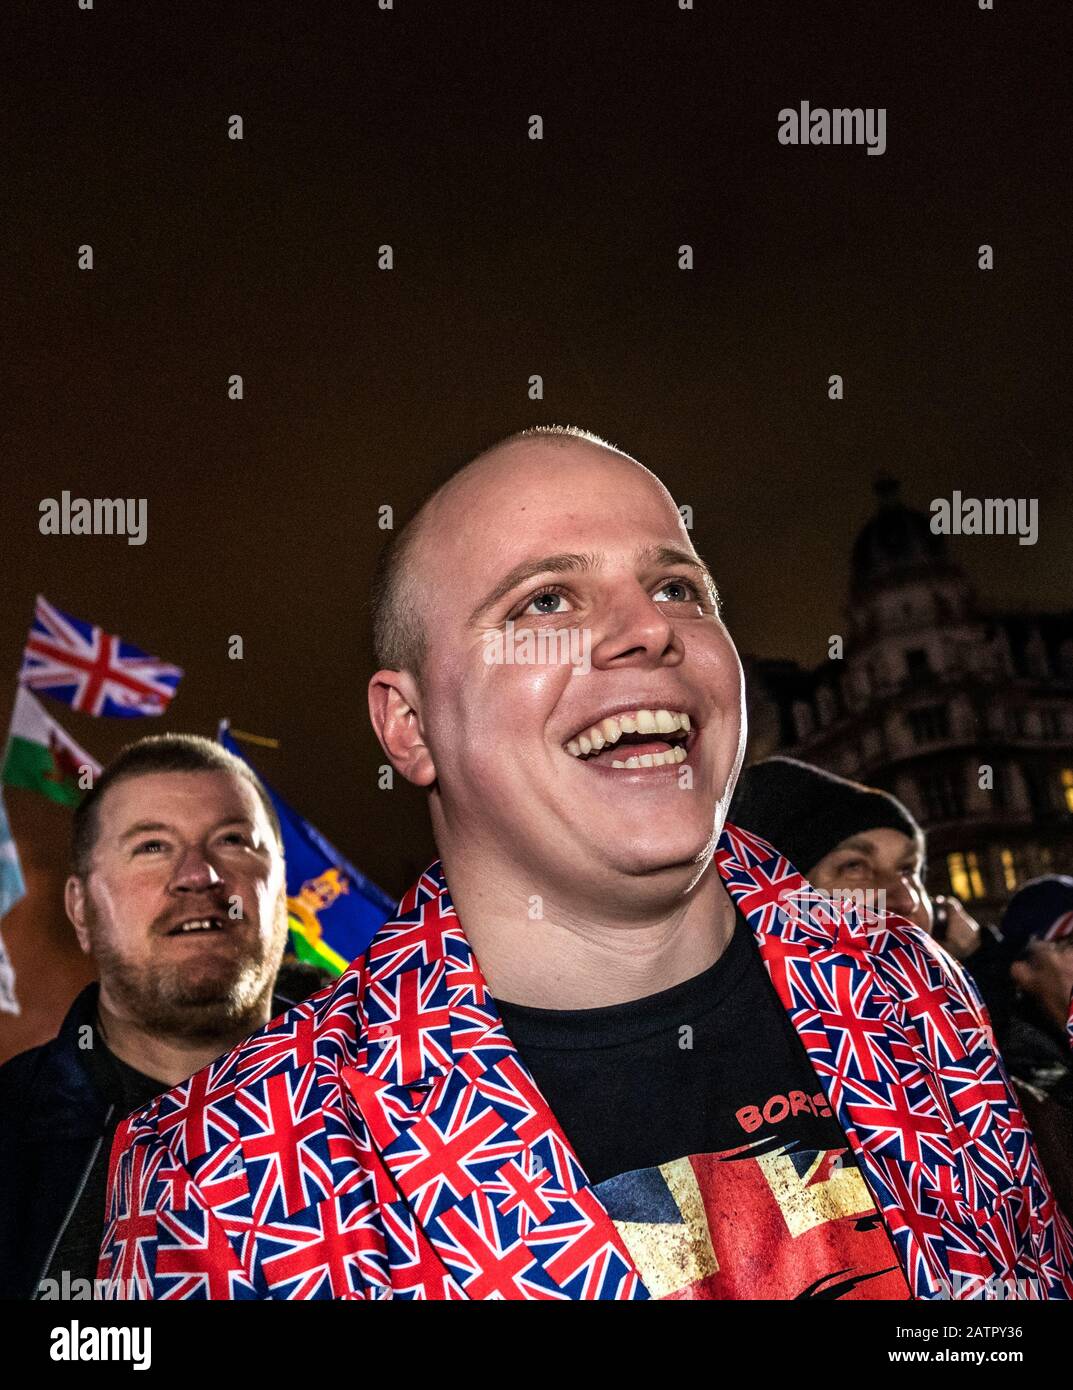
366, 422, 744, 918
371, 425, 630, 677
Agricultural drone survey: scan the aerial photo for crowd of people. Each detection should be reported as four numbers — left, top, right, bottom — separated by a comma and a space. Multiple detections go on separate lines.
1, 425, 1070, 1300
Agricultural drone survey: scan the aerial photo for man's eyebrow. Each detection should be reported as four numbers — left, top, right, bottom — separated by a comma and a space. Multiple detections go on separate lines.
836, 834, 923, 864
468, 553, 600, 625
468, 545, 720, 624
835, 837, 877, 856
119, 821, 173, 842
118, 816, 254, 842
637, 545, 721, 606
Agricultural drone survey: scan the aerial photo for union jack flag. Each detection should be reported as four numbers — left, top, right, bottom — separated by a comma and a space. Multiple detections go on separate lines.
19, 594, 183, 717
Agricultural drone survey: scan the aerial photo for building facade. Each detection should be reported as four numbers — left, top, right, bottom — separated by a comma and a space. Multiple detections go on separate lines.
746, 479, 1073, 926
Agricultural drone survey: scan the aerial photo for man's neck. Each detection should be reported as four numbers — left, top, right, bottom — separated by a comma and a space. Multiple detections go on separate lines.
94, 996, 273, 1089
441, 853, 737, 1009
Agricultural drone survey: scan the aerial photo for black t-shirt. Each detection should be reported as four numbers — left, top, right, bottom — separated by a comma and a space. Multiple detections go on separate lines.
43, 1034, 165, 1292
494, 908, 911, 1300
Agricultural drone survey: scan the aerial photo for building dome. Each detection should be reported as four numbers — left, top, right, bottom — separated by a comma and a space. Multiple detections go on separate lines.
850, 477, 954, 598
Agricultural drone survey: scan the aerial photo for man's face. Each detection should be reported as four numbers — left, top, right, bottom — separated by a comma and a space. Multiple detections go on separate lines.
1011, 937, 1073, 1030
403, 441, 746, 902
66, 769, 289, 1040
809, 828, 931, 932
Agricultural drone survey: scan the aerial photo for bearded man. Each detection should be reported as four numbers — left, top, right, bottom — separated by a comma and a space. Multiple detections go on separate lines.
0, 735, 291, 1297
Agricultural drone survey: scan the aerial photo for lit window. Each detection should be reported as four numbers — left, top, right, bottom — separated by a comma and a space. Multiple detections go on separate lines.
948, 853, 969, 899
1062, 767, 1073, 814
999, 848, 1017, 893
947, 851, 986, 900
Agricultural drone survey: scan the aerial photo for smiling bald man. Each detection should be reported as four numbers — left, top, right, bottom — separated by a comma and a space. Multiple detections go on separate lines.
99, 426, 1073, 1301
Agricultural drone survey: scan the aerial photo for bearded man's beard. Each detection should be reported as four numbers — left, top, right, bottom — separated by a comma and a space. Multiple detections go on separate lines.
89, 895, 289, 1044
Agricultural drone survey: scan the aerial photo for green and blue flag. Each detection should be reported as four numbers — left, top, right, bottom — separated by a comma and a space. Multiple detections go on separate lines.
218, 725, 394, 974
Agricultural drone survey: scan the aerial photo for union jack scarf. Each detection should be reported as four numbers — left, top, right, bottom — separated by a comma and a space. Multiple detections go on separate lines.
99, 823, 1073, 1299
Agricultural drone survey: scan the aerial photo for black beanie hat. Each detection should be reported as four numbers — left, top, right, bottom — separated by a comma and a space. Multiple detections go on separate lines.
728, 755, 923, 875
997, 875, 1073, 962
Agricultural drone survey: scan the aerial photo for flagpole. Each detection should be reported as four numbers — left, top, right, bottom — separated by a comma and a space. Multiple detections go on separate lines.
219, 721, 281, 750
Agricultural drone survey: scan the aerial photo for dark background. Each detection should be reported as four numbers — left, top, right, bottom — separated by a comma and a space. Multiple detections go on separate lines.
2, 0, 1071, 1056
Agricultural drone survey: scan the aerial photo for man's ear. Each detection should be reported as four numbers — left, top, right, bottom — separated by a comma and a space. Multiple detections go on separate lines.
65, 874, 93, 955
1009, 958, 1031, 992
367, 669, 437, 787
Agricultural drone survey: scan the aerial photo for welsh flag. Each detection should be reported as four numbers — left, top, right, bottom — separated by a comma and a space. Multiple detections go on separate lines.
2, 687, 101, 807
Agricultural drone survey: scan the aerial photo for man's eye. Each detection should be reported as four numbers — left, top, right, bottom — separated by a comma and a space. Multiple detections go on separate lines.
654, 578, 699, 604
219, 832, 250, 846
134, 841, 167, 855
840, 858, 868, 873
521, 588, 570, 616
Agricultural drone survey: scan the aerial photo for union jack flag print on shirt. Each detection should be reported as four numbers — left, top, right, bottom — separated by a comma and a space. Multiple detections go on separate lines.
98, 825, 1073, 1300
19, 595, 183, 717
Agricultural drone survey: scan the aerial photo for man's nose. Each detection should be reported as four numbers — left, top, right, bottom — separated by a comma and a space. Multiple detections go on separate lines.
169, 848, 223, 892
880, 872, 917, 916
590, 586, 681, 668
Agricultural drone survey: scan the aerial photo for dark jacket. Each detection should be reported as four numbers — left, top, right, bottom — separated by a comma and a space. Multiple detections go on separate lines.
1002, 1009, 1073, 1105
1001, 1007, 1073, 1221
0, 983, 291, 1299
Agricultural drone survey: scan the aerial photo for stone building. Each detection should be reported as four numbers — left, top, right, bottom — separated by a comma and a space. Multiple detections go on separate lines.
746, 478, 1073, 926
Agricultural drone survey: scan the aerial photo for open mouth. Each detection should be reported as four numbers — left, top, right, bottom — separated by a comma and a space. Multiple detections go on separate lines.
564, 708, 695, 769
166, 915, 227, 936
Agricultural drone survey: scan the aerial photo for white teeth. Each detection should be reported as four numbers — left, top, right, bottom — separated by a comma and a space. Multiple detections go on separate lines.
179, 918, 217, 933
565, 708, 693, 757
609, 746, 687, 770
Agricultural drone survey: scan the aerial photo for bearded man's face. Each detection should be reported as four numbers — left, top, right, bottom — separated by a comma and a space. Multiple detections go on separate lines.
67, 769, 289, 1042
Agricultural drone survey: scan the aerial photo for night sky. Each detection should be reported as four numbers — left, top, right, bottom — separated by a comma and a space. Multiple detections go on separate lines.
3, 0, 1071, 1055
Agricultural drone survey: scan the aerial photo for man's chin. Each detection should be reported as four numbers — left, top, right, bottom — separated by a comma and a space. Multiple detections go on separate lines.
588, 825, 716, 882
129, 965, 271, 1041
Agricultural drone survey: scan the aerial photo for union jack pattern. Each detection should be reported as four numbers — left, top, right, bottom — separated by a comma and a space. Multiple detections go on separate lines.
98, 824, 1073, 1300
19, 594, 183, 717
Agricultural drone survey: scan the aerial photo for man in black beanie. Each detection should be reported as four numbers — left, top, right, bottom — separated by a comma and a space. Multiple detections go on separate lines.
729, 756, 982, 962
989, 877, 1073, 1217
